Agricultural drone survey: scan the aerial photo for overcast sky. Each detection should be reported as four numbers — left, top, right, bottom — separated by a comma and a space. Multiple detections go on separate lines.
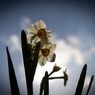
0, 1, 95, 95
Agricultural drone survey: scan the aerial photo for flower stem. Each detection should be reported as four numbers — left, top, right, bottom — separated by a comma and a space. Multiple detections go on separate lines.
49, 76, 64, 80
48, 71, 54, 76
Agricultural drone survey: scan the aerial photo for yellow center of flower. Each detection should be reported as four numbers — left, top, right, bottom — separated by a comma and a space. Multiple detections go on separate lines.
37, 29, 46, 39
41, 49, 50, 56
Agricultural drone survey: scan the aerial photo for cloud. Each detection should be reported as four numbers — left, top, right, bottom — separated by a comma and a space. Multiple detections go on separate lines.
83, 46, 95, 57
67, 36, 80, 45
19, 17, 32, 30
52, 35, 84, 66
19, 62, 26, 82
6, 35, 21, 53
52, 33, 95, 67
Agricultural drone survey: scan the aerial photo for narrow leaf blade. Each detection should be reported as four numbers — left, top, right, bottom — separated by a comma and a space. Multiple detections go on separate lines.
86, 75, 94, 95
6, 46, 20, 95
21, 30, 33, 95
75, 64, 87, 95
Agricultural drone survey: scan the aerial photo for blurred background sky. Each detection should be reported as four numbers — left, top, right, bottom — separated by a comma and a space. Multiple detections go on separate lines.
0, 0, 95, 95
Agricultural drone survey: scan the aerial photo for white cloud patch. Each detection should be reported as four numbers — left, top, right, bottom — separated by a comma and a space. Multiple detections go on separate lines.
19, 17, 32, 30
67, 36, 80, 45
83, 46, 95, 57
6, 35, 21, 53
52, 36, 84, 66
19, 62, 26, 82
52, 33, 95, 66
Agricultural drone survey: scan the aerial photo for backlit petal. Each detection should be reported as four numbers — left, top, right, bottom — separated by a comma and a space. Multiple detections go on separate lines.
40, 37, 48, 48
39, 55, 44, 66
46, 43, 56, 50
46, 30, 53, 37
35, 20, 46, 30
47, 52, 53, 61
49, 44, 56, 52
27, 34, 33, 43
39, 55, 47, 66
43, 57, 47, 65
27, 25, 37, 34
47, 37, 52, 43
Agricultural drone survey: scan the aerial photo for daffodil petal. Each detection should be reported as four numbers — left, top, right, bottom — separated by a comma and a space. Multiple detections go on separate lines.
46, 43, 56, 52
47, 52, 54, 61
34, 24, 39, 31
43, 57, 47, 65
49, 44, 56, 52
27, 25, 37, 34
46, 30, 53, 37
39, 55, 47, 66
35, 20, 46, 30
46, 55, 52, 62
39, 55, 43, 66
46, 43, 53, 48
27, 34, 33, 43
40, 37, 48, 48
47, 37, 52, 43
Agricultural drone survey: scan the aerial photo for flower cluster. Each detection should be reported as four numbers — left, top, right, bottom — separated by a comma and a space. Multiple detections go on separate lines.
27, 20, 68, 87
27, 20, 56, 66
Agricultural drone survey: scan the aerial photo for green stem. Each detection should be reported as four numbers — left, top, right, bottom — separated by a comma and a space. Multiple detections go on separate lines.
44, 71, 49, 95
48, 71, 54, 76
49, 76, 64, 80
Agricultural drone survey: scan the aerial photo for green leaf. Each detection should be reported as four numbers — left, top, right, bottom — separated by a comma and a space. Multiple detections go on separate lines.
44, 71, 49, 95
31, 42, 40, 82
21, 30, 33, 95
75, 64, 87, 95
86, 75, 94, 95
6, 46, 20, 95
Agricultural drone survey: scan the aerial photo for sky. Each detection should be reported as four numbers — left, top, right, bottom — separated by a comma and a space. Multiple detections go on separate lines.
0, 0, 95, 95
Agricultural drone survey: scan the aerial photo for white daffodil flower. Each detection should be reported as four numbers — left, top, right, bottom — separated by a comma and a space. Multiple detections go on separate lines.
27, 20, 53, 46
38, 43, 56, 66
